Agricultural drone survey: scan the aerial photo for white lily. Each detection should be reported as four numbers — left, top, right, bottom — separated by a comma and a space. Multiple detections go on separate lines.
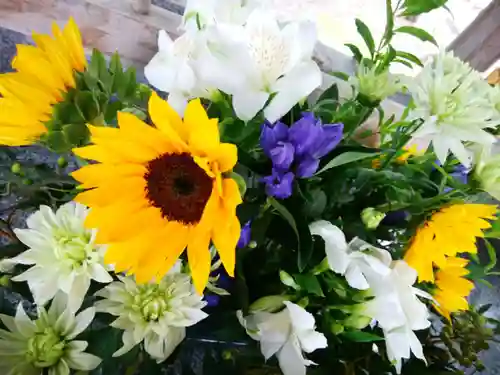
238, 301, 327, 375
225, 11, 322, 122
182, 0, 251, 31
363, 261, 431, 373
309, 220, 391, 290
94, 264, 207, 363
9, 202, 112, 313
0, 292, 101, 375
407, 51, 498, 167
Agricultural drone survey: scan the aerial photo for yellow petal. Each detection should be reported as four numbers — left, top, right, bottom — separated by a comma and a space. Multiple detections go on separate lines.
222, 178, 243, 211
117, 112, 173, 154
148, 92, 187, 151
63, 17, 87, 72
185, 99, 220, 156
187, 226, 212, 295
74, 177, 147, 207
212, 209, 239, 278
72, 145, 122, 163
216, 143, 238, 173
71, 163, 146, 189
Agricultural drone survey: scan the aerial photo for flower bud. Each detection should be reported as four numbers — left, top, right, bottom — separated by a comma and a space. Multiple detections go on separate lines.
11, 162, 22, 175
361, 207, 386, 230
249, 295, 290, 314
312, 258, 330, 275
57, 156, 68, 168
0, 275, 10, 287
344, 314, 372, 330
279, 270, 300, 290
330, 322, 344, 335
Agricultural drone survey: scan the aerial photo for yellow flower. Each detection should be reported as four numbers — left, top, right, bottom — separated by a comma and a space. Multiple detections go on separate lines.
404, 204, 497, 282
71, 92, 242, 294
372, 144, 421, 169
433, 257, 474, 320
0, 18, 86, 146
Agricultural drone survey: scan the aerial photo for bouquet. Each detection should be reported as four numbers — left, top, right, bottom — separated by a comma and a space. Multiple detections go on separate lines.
1, 0, 500, 374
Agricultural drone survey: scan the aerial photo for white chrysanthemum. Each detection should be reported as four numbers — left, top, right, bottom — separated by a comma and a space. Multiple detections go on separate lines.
0, 293, 101, 375
10, 202, 112, 312
349, 63, 402, 103
94, 265, 208, 363
473, 144, 500, 200
407, 51, 498, 167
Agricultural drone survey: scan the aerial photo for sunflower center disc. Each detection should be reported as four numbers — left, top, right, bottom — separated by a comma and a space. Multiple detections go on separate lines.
145, 153, 213, 225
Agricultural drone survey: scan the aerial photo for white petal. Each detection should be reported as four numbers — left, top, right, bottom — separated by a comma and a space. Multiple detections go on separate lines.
144, 332, 165, 361
0, 314, 18, 334
67, 307, 95, 340
66, 340, 88, 353
14, 304, 35, 338
65, 351, 101, 370
58, 272, 75, 294
408, 329, 426, 363
276, 336, 307, 375
232, 90, 270, 122
265, 61, 322, 123
257, 310, 290, 360
67, 275, 91, 314
162, 327, 186, 361
49, 358, 70, 375
54, 307, 75, 338
344, 264, 370, 290
113, 330, 140, 357
12, 266, 46, 283
179, 307, 208, 326
49, 292, 69, 322
144, 52, 178, 92
89, 264, 113, 283
9, 248, 38, 265
158, 29, 174, 52
431, 136, 451, 165
448, 138, 472, 168
168, 91, 189, 115
309, 221, 349, 274
282, 21, 317, 70
297, 330, 327, 353
283, 302, 316, 332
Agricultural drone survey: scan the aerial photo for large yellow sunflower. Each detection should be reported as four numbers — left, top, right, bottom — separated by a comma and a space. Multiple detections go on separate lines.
0, 17, 86, 146
433, 256, 475, 320
404, 204, 497, 282
72, 92, 242, 293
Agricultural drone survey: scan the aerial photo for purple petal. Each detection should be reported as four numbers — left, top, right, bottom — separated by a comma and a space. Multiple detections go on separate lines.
270, 142, 295, 171
260, 121, 289, 157
205, 295, 220, 307
296, 156, 320, 178
381, 210, 409, 225
288, 114, 322, 157
313, 123, 344, 158
237, 221, 252, 248
264, 171, 295, 199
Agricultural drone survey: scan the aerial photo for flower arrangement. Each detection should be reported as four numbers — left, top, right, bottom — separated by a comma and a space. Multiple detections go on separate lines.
1, 1, 500, 374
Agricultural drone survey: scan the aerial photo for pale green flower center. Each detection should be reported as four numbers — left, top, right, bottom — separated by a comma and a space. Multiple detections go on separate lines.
133, 284, 171, 322
26, 328, 65, 368
52, 229, 96, 268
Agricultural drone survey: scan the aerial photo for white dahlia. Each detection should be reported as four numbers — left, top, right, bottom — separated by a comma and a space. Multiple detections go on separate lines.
0, 293, 101, 375
94, 265, 208, 363
10, 202, 112, 312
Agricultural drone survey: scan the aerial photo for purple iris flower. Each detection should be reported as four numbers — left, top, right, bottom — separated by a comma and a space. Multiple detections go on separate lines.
270, 142, 295, 171
205, 295, 220, 307
237, 221, 252, 248
260, 113, 344, 199
382, 210, 409, 225
262, 170, 295, 199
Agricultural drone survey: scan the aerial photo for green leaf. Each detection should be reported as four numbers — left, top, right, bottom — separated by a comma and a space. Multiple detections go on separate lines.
62, 123, 90, 146
382, 0, 394, 46
294, 274, 324, 297
318, 84, 339, 103
269, 197, 299, 245
88, 49, 107, 79
345, 43, 363, 63
342, 331, 384, 342
316, 151, 380, 175
396, 50, 424, 67
393, 58, 414, 69
402, 0, 447, 16
355, 19, 376, 57
484, 239, 497, 273
329, 71, 350, 81
45, 131, 70, 153
304, 189, 327, 218
486, 215, 500, 238
395, 26, 438, 46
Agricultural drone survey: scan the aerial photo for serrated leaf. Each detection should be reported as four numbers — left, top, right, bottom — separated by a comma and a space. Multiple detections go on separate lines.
316, 151, 380, 175
294, 274, 324, 297
355, 19, 376, 57
345, 43, 363, 63
342, 331, 384, 342
395, 26, 438, 46
402, 0, 447, 16
396, 51, 424, 67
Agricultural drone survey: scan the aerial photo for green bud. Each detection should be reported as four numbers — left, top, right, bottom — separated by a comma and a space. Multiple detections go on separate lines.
330, 322, 344, 335
221, 350, 232, 361
361, 208, 386, 230
11, 162, 22, 175
311, 258, 330, 275
279, 270, 300, 290
0, 275, 10, 287
22, 178, 33, 186
297, 297, 309, 309
248, 240, 257, 249
57, 156, 68, 168
249, 295, 290, 313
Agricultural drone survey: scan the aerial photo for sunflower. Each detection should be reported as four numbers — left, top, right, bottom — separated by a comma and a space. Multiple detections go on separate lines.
404, 204, 497, 282
71, 92, 242, 293
433, 256, 474, 320
0, 17, 86, 146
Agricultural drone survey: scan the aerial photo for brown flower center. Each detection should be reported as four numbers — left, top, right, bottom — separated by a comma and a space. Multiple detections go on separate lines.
145, 153, 213, 225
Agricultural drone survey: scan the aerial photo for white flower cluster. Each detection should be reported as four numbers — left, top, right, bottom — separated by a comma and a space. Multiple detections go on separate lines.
145, 0, 324, 123
0, 202, 209, 373
308, 221, 431, 373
